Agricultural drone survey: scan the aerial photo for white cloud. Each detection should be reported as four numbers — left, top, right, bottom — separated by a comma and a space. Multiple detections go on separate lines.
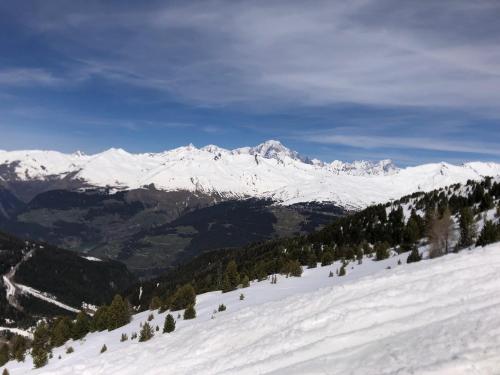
6, 0, 500, 111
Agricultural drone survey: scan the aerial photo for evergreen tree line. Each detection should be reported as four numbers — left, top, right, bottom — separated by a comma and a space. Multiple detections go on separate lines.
134, 178, 500, 311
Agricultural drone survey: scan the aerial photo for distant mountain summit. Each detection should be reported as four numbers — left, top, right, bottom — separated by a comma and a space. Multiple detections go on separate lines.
1, 141, 499, 209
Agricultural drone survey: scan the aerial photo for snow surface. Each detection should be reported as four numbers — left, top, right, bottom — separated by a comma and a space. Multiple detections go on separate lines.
2, 141, 500, 208
15, 283, 80, 314
5, 243, 500, 374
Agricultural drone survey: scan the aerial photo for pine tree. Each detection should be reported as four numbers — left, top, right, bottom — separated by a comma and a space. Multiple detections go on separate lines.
107, 295, 131, 331
477, 220, 499, 247
307, 252, 317, 268
458, 207, 475, 249
239, 293, 245, 301
0, 344, 8, 367
32, 322, 50, 368
321, 251, 333, 266
328, 270, 334, 277
338, 264, 346, 276
241, 275, 250, 288
356, 248, 363, 265
149, 296, 162, 310
184, 305, 196, 320
406, 246, 422, 263
375, 242, 390, 261
92, 305, 110, 332
170, 284, 196, 311
51, 317, 73, 347
147, 313, 154, 322
163, 314, 176, 333
288, 260, 302, 277
139, 322, 154, 342
11, 334, 27, 362
120, 333, 128, 342
222, 260, 240, 292
2, 368, 9, 375
100, 344, 107, 354
72, 311, 90, 340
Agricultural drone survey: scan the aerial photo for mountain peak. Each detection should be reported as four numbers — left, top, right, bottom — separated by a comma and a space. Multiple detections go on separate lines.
234, 140, 308, 163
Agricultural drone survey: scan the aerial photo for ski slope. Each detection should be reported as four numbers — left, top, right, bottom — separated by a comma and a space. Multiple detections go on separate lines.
2, 141, 500, 208
5, 243, 500, 374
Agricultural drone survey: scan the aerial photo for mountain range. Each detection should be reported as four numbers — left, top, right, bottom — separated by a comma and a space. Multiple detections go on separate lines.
2, 140, 500, 209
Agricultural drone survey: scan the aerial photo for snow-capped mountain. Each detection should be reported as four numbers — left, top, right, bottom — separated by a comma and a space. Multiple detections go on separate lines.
1, 140, 500, 209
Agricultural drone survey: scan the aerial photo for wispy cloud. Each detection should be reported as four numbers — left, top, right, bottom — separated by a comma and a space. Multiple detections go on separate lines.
3, 0, 500, 111
0, 68, 64, 86
300, 131, 500, 157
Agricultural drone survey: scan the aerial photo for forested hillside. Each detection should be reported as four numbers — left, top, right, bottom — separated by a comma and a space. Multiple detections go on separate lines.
130, 177, 500, 310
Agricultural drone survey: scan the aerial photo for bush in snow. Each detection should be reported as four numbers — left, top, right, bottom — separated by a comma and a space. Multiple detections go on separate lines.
163, 314, 176, 333
66, 346, 74, 354
147, 313, 154, 321
407, 247, 422, 263
100, 344, 107, 354
139, 322, 154, 342
184, 305, 196, 320
218, 304, 226, 312
240, 293, 245, 300
120, 333, 128, 342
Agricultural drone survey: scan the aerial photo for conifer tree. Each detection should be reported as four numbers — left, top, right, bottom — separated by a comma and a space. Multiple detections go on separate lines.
218, 304, 226, 312
338, 264, 346, 276
139, 322, 154, 342
11, 335, 27, 362
2, 368, 9, 375
0, 344, 8, 367
458, 207, 476, 249
184, 305, 196, 320
72, 311, 90, 340
321, 251, 333, 266
288, 260, 302, 277
120, 333, 128, 342
240, 293, 245, 301
406, 246, 422, 263
477, 220, 499, 247
163, 314, 175, 333
92, 305, 110, 332
170, 284, 196, 311
32, 322, 51, 368
375, 242, 390, 261
51, 317, 73, 347
356, 248, 363, 265
100, 344, 107, 354
241, 275, 250, 288
222, 260, 240, 292
307, 252, 317, 268
107, 295, 131, 331
149, 296, 162, 310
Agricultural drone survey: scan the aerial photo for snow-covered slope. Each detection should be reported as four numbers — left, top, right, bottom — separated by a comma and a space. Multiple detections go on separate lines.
2, 141, 500, 208
5, 243, 500, 374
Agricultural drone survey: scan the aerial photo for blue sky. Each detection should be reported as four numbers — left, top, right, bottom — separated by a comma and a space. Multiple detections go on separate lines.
1, 0, 500, 165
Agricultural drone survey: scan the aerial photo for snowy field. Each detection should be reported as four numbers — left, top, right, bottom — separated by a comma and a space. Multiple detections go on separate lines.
4, 244, 500, 375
